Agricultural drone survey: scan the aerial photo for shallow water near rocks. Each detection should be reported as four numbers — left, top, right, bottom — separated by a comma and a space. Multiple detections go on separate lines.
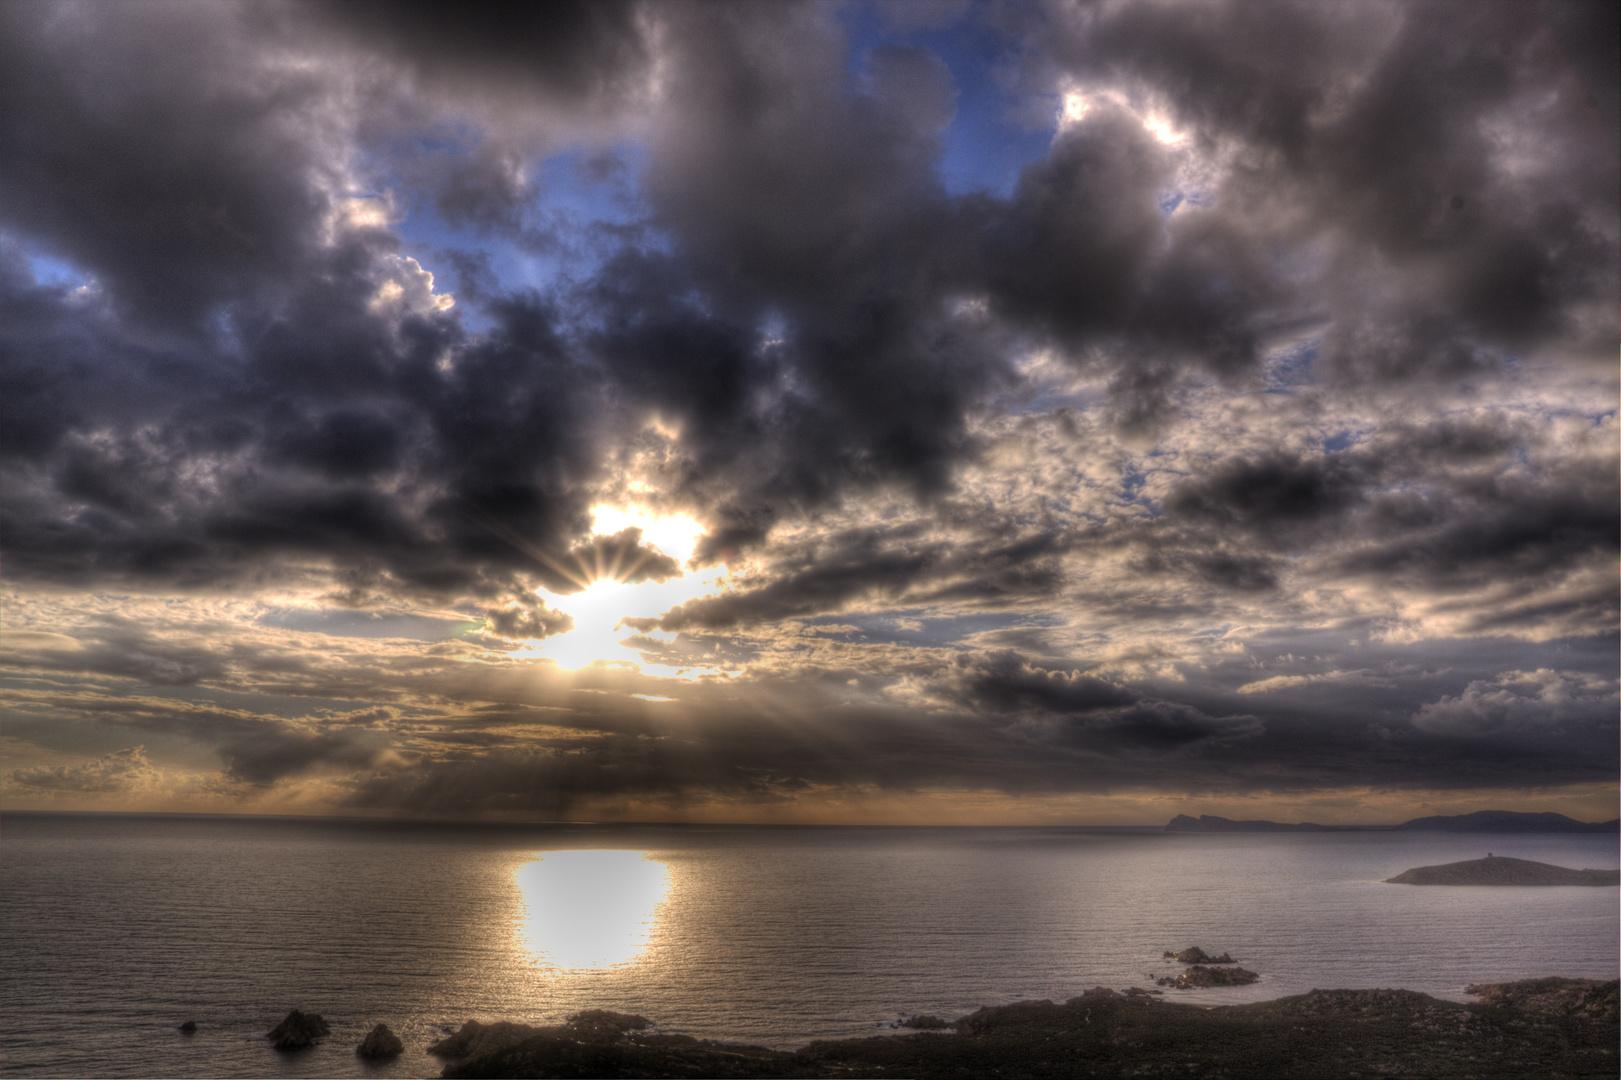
1, 812, 1615, 1078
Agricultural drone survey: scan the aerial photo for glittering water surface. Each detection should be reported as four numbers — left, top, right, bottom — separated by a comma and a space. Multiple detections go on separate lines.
1, 814, 1616, 1078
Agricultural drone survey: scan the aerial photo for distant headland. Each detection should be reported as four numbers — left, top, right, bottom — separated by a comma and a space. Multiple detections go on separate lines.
1386, 855, 1620, 886
1165, 810, 1620, 833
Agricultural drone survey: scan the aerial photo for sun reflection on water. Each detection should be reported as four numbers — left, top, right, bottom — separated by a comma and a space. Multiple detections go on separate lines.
514, 851, 671, 972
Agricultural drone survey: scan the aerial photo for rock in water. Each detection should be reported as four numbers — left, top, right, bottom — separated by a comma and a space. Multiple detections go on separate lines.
178, 1021, 197, 1035
1385, 856, 1620, 886
1168, 946, 1235, 964
356, 1023, 403, 1058
266, 1010, 330, 1050
1157, 965, 1261, 988
428, 1020, 547, 1059
565, 1010, 651, 1042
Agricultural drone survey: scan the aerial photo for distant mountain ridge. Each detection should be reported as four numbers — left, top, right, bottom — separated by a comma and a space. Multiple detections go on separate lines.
1164, 810, 1619, 833
1164, 814, 1334, 832
1391, 810, 1618, 833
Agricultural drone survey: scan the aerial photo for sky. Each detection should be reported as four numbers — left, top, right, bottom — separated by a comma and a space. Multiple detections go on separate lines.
1, 0, 1617, 826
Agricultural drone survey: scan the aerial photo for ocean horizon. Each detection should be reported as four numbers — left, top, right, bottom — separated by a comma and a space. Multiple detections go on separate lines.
3, 811, 1616, 1078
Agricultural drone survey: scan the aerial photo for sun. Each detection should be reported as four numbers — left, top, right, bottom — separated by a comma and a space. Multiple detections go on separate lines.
509, 505, 721, 671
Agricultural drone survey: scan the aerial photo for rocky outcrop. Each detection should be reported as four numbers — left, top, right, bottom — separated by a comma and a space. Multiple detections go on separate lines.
1385, 855, 1620, 886
429, 1020, 548, 1059
1157, 965, 1261, 988
1162, 947, 1234, 964
1466, 977, 1619, 1022
356, 1023, 403, 1058
177, 1021, 197, 1035
565, 1010, 652, 1042
899, 1013, 950, 1029
266, 1010, 330, 1050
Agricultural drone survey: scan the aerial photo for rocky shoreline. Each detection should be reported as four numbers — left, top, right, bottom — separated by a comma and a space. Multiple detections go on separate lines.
237, 948, 1614, 1078
233, 975, 1616, 1078
418, 977, 1617, 1078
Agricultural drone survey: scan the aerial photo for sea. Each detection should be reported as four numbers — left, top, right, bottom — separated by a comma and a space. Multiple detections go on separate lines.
1, 813, 1616, 1078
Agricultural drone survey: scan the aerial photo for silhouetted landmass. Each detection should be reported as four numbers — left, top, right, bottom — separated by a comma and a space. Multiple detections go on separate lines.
1165, 814, 1332, 831
1165, 809, 1621, 832
439, 978, 1619, 1079
1386, 856, 1620, 886
1393, 811, 1620, 833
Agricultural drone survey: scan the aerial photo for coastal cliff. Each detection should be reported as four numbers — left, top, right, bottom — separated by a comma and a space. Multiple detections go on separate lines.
438, 978, 1619, 1079
1386, 855, 1620, 886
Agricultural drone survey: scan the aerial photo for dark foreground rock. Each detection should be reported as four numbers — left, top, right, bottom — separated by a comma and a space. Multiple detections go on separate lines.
356, 1023, 403, 1058
1386, 855, 1620, 886
433, 1011, 657, 1063
266, 1010, 329, 1051
440, 978, 1619, 1079
1162, 946, 1234, 964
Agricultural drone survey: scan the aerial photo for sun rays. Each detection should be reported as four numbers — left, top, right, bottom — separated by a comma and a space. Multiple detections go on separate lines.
503, 506, 720, 671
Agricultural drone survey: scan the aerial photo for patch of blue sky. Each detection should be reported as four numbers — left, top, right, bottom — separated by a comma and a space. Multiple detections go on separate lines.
1263, 336, 1320, 393
838, 2, 1054, 198
8, 235, 95, 290
1158, 185, 1217, 216
1119, 468, 1147, 502
391, 141, 656, 313
257, 606, 478, 641
1321, 429, 1360, 453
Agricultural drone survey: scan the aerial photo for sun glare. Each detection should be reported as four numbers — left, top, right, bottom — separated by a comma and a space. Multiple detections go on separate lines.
590, 504, 704, 564
1059, 86, 1187, 145
514, 850, 671, 971
509, 505, 722, 670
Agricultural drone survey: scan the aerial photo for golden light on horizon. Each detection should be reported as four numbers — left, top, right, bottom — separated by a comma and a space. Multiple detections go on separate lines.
514, 850, 671, 972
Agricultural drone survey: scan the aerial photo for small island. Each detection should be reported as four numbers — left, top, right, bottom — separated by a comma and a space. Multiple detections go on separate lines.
1386, 855, 1620, 886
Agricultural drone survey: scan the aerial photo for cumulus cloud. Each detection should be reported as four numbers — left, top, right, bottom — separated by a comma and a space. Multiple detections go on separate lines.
6, 746, 163, 794
1412, 669, 1619, 737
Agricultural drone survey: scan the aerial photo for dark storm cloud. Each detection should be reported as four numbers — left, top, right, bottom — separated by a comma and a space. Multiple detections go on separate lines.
308, 0, 649, 108
0, 3, 331, 331
482, 599, 574, 641
1035, 0, 1618, 380
624, 3, 1017, 552
947, 651, 1137, 715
